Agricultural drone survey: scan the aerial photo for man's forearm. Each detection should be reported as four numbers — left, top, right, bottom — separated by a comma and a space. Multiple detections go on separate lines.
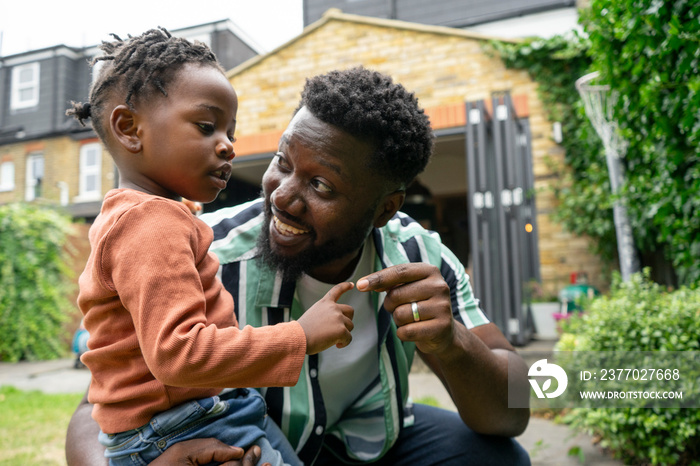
421, 323, 530, 437
65, 391, 108, 466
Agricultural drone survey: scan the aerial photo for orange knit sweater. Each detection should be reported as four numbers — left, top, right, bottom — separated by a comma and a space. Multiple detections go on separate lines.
79, 190, 306, 434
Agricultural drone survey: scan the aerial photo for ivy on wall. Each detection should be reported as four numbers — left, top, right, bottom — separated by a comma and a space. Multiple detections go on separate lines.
582, 0, 700, 286
488, 0, 700, 287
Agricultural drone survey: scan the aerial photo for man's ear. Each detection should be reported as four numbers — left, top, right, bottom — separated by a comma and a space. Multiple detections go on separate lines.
110, 105, 142, 154
374, 190, 405, 228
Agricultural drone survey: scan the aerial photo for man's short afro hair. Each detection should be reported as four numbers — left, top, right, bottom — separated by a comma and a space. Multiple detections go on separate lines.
298, 67, 433, 187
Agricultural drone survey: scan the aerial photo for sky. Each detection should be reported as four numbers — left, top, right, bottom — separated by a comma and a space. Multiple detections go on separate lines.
0, 0, 305, 57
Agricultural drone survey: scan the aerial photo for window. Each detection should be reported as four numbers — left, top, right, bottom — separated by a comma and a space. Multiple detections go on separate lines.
0, 161, 15, 192
25, 153, 44, 201
78, 143, 102, 200
11, 62, 40, 109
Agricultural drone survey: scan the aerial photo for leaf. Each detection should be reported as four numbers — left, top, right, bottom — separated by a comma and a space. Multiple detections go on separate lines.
542, 379, 552, 392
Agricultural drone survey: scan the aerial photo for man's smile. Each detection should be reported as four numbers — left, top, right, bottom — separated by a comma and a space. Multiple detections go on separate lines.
273, 215, 310, 236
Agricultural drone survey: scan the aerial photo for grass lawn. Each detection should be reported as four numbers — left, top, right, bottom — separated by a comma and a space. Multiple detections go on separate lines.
0, 386, 82, 465
0, 387, 446, 466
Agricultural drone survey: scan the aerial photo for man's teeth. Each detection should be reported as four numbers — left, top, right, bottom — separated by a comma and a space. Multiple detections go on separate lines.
273, 215, 309, 235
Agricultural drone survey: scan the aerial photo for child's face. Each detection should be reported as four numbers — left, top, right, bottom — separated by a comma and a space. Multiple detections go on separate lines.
128, 63, 238, 203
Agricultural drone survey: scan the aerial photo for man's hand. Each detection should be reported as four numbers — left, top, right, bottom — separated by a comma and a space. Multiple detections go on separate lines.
149, 440, 270, 466
357, 263, 455, 354
357, 263, 530, 437
297, 281, 355, 354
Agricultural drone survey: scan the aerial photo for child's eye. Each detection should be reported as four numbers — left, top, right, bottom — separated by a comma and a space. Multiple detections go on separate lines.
228, 134, 236, 143
197, 123, 214, 134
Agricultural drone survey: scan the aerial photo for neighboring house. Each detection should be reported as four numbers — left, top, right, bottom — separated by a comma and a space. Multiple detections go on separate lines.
0, 19, 260, 219
303, 0, 585, 38
221, 9, 606, 343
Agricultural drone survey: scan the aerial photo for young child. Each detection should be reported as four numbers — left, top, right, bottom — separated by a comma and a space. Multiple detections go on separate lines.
68, 28, 355, 466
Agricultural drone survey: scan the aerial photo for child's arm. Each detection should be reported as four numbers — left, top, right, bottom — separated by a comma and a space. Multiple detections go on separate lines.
100, 202, 306, 388
94, 200, 354, 390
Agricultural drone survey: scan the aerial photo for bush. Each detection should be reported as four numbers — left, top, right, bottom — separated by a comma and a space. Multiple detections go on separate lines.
0, 203, 77, 362
556, 270, 700, 465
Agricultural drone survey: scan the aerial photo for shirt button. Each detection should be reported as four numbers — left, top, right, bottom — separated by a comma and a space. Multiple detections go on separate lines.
315, 425, 324, 436
310, 369, 318, 378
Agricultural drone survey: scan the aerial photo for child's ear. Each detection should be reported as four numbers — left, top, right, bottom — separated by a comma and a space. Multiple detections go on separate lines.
110, 105, 142, 153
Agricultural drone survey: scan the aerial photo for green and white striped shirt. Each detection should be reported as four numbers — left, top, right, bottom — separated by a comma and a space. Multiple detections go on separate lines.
203, 199, 488, 464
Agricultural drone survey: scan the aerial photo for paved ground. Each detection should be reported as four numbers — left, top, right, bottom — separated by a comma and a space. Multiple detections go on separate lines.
0, 338, 624, 465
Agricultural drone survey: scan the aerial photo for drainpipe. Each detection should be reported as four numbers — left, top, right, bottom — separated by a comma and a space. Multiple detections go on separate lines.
390, 0, 397, 19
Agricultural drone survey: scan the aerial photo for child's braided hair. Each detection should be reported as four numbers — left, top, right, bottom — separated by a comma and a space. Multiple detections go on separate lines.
66, 27, 223, 140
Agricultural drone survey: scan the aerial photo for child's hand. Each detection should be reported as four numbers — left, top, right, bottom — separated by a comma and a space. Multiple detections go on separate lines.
297, 282, 355, 354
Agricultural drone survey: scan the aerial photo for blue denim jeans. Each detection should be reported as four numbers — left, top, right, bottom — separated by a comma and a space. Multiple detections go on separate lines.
313, 403, 531, 465
98, 388, 303, 466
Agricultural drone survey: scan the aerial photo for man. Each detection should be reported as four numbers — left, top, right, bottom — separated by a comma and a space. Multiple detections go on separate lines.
66, 67, 531, 465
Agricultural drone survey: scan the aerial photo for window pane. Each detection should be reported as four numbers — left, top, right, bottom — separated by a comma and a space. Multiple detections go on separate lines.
32, 157, 44, 179
86, 175, 97, 192
0, 162, 15, 189
85, 150, 98, 167
20, 88, 35, 102
19, 68, 34, 83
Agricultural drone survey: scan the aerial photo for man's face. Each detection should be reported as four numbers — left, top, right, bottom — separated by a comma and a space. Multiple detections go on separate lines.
258, 107, 393, 283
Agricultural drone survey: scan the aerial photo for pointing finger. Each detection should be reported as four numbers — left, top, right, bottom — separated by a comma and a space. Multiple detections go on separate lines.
326, 281, 354, 302
356, 264, 428, 292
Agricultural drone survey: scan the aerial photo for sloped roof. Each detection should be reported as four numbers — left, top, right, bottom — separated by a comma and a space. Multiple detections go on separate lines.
226, 8, 520, 79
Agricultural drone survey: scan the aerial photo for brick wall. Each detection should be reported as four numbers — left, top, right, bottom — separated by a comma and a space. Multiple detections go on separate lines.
0, 137, 113, 208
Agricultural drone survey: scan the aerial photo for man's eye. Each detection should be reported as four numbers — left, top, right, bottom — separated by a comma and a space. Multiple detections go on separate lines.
275, 153, 290, 169
312, 179, 332, 193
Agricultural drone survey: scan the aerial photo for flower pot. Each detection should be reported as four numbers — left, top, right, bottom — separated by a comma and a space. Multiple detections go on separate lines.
530, 302, 560, 339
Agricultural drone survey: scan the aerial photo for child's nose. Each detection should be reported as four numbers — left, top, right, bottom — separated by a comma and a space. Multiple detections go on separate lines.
217, 139, 235, 161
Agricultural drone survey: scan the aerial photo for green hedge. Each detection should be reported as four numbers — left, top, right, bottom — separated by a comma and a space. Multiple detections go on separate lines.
0, 203, 76, 362
557, 270, 700, 465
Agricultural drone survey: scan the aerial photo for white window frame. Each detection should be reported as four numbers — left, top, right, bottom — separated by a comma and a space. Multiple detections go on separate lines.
76, 143, 103, 201
25, 153, 44, 201
11, 62, 40, 110
0, 161, 15, 192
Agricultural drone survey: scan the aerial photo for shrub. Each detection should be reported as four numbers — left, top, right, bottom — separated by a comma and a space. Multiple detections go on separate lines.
556, 270, 700, 465
0, 203, 77, 362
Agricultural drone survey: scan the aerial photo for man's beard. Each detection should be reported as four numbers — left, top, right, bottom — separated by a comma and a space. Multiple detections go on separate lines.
257, 198, 377, 282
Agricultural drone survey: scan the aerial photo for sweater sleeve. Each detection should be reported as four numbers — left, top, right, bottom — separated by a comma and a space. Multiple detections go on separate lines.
100, 200, 306, 389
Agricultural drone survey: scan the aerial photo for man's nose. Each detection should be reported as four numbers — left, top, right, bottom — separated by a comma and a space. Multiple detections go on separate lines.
272, 175, 305, 216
